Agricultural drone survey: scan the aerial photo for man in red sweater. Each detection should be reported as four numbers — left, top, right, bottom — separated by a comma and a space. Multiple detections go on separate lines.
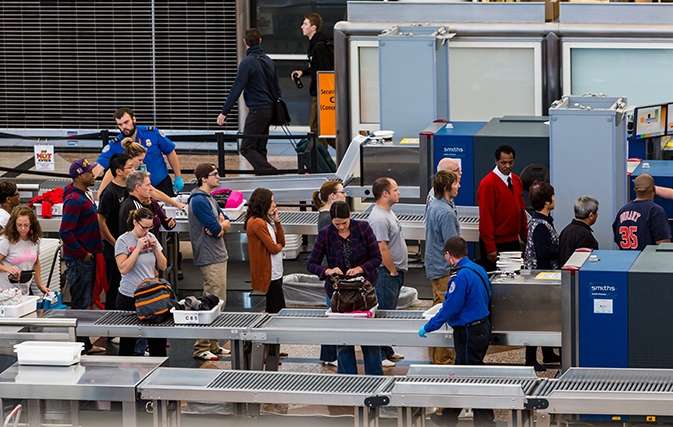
477, 145, 528, 272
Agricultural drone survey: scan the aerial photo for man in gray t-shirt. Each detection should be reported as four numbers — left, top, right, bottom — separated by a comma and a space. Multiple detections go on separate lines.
369, 177, 408, 366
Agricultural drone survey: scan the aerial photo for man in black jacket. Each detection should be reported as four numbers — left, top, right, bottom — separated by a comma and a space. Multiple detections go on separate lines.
217, 28, 280, 174
293, 13, 335, 149
558, 196, 600, 266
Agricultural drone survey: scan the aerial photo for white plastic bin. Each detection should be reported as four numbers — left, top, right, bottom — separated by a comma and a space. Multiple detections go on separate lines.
14, 341, 84, 366
171, 299, 224, 325
0, 295, 39, 318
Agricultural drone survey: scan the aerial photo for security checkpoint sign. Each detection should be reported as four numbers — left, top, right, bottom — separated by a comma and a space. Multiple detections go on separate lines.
34, 145, 55, 171
317, 71, 336, 139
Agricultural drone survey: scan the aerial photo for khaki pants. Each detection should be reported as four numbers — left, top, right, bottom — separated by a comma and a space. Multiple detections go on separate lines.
193, 261, 228, 357
311, 97, 335, 149
429, 275, 456, 365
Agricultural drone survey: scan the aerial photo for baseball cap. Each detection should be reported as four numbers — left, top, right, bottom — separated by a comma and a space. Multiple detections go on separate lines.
69, 159, 97, 178
195, 163, 218, 181
634, 173, 655, 193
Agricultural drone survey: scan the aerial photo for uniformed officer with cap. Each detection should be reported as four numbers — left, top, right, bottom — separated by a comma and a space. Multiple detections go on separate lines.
92, 107, 184, 197
419, 236, 495, 427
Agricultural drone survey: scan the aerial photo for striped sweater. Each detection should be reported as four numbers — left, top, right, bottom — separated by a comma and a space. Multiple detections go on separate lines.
59, 183, 103, 260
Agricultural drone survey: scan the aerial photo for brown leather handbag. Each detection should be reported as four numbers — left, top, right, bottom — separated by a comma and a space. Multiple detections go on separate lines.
330, 274, 377, 313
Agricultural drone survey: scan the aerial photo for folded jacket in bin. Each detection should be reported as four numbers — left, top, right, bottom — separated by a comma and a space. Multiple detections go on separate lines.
174, 294, 220, 311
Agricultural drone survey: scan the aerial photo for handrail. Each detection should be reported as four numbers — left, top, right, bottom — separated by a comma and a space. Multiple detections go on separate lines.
0, 317, 78, 342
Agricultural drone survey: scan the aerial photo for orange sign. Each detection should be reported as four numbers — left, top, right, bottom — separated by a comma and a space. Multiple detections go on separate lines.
317, 71, 336, 139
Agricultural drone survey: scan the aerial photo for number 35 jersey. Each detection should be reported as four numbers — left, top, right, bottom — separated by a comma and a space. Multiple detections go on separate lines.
612, 199, 671, 251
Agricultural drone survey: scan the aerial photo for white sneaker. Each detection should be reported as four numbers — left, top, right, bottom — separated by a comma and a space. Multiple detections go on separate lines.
382, 359, 396, 368
322, 360, 337, 367
388, 352, 405, 361
213, 346, 231, 355
194, 351, 219, 361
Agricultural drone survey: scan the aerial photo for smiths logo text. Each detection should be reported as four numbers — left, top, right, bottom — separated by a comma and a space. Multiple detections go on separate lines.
591, 285, 616, 292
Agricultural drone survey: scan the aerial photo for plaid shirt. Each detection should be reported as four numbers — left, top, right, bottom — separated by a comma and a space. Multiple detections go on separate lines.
307, 219, 382, 296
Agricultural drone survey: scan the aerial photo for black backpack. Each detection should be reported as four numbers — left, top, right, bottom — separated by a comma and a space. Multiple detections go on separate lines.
315, 39, 334, 71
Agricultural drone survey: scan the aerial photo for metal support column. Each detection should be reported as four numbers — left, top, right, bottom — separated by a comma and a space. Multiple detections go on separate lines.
101, 129, 109, 149
355, 406, 379, 427
398, 407, 424, 427
216, 132, 225, 176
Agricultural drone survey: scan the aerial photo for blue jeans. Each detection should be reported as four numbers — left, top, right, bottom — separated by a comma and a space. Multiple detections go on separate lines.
337, 345, 383, 376
376, 267, 404, 360
65, 256, 97, 310
320, 294, 337, 362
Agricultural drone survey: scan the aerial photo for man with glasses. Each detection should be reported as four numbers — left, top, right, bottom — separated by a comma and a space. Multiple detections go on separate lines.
97, 153, 134, 312
0, 181, 20, 232
187, 163, 231, 360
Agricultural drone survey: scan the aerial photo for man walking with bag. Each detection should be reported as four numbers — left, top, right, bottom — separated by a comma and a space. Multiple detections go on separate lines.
217, 28, 281, 175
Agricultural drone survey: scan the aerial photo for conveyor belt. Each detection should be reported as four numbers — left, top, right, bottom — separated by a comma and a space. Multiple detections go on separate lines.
276, 308, 424, 319
94, 311, 266, 329
395, 376, 541, 396
138, 366, 673, 422
208, 370, 394, 394
229, 208, 479, 241
43, 309, 266, 341
244, 309, 452, 348
534, 368, 673, 396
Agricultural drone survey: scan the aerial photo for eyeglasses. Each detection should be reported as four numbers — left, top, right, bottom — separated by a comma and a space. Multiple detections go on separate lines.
208, 171, 220, 177
333, 190, 346, 195
138, 223, 152, 231
12, 193, 19, 197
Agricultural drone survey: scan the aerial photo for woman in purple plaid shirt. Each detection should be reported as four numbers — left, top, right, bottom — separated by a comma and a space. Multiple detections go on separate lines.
307, 201, 383, 375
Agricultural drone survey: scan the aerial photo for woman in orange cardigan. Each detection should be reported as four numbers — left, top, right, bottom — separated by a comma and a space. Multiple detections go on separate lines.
244, 188, 286, 313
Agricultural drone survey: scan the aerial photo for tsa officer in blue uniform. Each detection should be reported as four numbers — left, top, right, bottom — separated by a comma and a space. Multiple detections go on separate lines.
419, 236, 495, 427
92, 107, 184, 197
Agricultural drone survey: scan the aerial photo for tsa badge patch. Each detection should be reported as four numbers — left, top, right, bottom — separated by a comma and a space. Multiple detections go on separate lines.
448, 282, 456, 293
145, 139, 152, 147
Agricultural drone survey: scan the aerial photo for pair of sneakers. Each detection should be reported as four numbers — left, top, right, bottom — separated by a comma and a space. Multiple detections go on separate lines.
382, 352, 405, 368
195, 346, 231, 361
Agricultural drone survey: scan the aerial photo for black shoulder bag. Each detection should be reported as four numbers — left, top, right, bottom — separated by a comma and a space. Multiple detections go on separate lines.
253, 54, 291, 126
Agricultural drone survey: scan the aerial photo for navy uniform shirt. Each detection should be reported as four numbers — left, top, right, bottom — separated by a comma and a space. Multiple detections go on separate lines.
423, 257, 491, 330
96, 126, 176, 187
612, 199, 671, 251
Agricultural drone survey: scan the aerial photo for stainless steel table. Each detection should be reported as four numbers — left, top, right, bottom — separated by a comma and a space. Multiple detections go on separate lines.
0, 356, 168, 427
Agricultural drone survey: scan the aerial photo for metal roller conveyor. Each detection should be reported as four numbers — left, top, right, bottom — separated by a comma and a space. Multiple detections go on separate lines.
390, 365, 541, 410
42, 309, 266, 341
534, 368, 673, 420
227, 206, 479, 242
139, 368, 394, 407
138, 366, 673, 427
243, 308, 452, 349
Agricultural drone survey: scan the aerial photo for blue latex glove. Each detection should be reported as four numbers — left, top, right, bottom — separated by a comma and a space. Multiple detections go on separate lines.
418, 326, 427, 338
173, 176, 184, 194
